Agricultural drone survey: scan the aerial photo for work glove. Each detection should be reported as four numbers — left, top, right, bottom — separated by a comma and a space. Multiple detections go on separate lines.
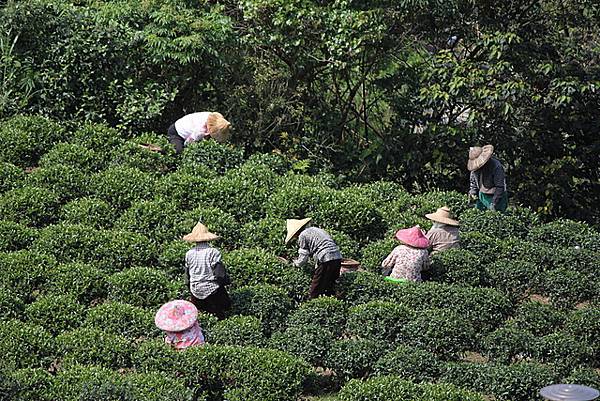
489, 203, 496, 211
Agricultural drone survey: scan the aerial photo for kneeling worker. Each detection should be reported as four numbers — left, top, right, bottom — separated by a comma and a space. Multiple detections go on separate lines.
425, 206, 460, 255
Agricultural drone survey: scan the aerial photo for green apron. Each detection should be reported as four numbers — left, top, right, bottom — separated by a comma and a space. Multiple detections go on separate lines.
476, 191, 508, 212
384, 276, 410, 284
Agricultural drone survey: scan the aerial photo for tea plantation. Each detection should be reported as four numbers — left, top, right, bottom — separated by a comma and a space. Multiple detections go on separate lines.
1, 115, 599, 401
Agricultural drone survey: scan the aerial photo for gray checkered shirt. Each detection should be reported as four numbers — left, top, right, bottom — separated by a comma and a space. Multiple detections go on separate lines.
185, 243, 221, 299
293, 227, 342, 267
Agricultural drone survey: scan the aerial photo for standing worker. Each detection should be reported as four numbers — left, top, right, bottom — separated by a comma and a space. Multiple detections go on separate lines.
425, 206, 460, 254
381, 226, 430, 282
285, 218, 342, 299
167, 112, 231, 154
467, 144, 508, 212
155, 300, 205, 350
183, 222, 231, 320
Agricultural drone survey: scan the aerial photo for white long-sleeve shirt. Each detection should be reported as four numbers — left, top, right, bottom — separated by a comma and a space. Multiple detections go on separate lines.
175, 112, 211, 145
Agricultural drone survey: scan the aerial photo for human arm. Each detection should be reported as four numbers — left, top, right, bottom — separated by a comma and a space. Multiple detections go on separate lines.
210, 250, 231, 286
184, 258, 190, 287
469, 171, 478, 197
381, 249, 397, 276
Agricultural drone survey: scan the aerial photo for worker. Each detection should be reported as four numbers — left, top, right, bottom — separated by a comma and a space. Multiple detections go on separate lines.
167, 112, 231, 154
467, 144, 508, 211
183, 222, 231, 320
285, 218, 342, 299
425, 206, 460, 254
154, 300, 205, 350
381, 226, 430, 282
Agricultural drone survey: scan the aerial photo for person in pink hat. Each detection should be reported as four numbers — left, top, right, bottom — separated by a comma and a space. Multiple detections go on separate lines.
155, 300, 205, 350
381, 226, 431, 282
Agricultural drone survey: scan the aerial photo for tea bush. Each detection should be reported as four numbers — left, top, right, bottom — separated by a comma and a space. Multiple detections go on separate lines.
540, 267, 592, 309
231, 284, 294, 335
26, 164, 89, 201
328, 228, 360, 260
207, 315, 264, 347
460, 207, 537, 240
0, 220, 37, 252
111, 133, 176, 173
0, 186, 61, 227
429, 249, 483, 287
360, 238, 397, 272
243, 152, 291, 174
337, 271, 398, 305
107, 267, 177, 308
564, 307, 600, 362
0, 250, 56, 301
155, 172, 215, 210
461, 231, 506, 264
84, 301, 160, 339
95, 229, 157, 271
239, 217, 287, 255
60, 198, 115, 229
347, 301, 413, 343
157, 239, 190, 276
223, 247, 288, 288
564, 368, 600, 389
44, 262, 107, 304
178, 140, 244, 175
339, 376, 486, 401
529, 219, 600, 252
510, 301, 567, 336
72, 123, 124, 162
270, 324, 334, 366
373, 345, 442, 382
90, 166, 156, 210
25, 294, 85, 335
324, 338, 386, 381
0, 115, 64, 167
0, 288, 25, 320
0, 162, 26, 193
115, 198, 185, 245
484, 259, 540, 301
0, 319, 54, 369
32, 223, 98, 263
480, 326, 536, 364
533, 332, 593, 373
286, 296, 347, 337
182, 206, 239, 249
8, 368, 54, 401
56, 327, 133, 369
39, 142, 103, 172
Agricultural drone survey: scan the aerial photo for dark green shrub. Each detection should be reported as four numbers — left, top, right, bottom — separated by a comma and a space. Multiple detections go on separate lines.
265, 182, 330, 221
480, 326, 536, 364
328, 228, 360, 260
90, 166, 156, 210
95, 228, 158, 271
402, 308, 475, 360
461, 231, 506, 264
460, 207, 539, 240
132, 339, 180, 373
511, 301, 567, 336
60, 198, 115, 229
182, 206, 239, 249
107, 267, 177, 308
347, 301, 413, 343
111, 133, 176, 173
529, 219, 600, 253
115, 198, 186, 245
498, 239, 556, 271
564, 368, 600, 389
0, 319, 54, 369
123, 372, 194, 401
155, 172, 215, 210
44, 262, 107, 304
157, 239, 190, 276
244, 152, 291, 174
373, 345, 442, 382
0, 250, 56, 301
231, 284, 294, 335
360, 238, 397, 273
324, 338, 386, 381
25, 294, 84, 335
534, 332, 593, 372
178, 140, 244, 175
73, 123, 124, 161
344, 181, 407, 209
417, 190, 472, 218
540, 267, 593, 309
32, 223, 97, 263
0, 288, 25, 320
337, 271, 397, 305
48, 365, 120, 401
0, 186, 60, 227
287, 296, 347, 337
0, 115, 64, 167
207, 315, 264, 347
9, 368, 54, 401
223, 247, 288, 288
39, 142, 103, 172
0, 162, 25, 193
56, 327, 133, 369
429, 248, 483, 287
26, 164, 89, 201
339, 376, 486, 401
84, 301, 160, 339
239, 217, 287, 255
270, 324, 334, 366
484, 259, 540, 301
564, 307, 600, 362
0, 220, 37, 251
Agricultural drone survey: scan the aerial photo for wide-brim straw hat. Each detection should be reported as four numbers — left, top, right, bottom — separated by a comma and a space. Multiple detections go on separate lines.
155, 300, 198, 332
467, 145, 494, 171
395, 225, 430, 249
425, 206, 460, 226
285, 218, 312, 244
183, 222, 220, 242
207, 112, 231, 143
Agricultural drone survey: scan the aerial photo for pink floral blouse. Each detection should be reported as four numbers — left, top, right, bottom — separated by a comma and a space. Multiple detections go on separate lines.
382, 244, 430, 282
164, 322, 205, 350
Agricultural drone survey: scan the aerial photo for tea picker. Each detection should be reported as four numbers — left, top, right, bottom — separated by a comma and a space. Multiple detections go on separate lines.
467, 144, 508, 212
424, 206, 460, 255
540, 384, 599, 401
381, 226, 430, 283
155, 300, 205, 350
167, 111, 231, 154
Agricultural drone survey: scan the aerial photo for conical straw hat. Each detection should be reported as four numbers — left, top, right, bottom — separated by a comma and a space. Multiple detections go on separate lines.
285, 218, 312, 244
467, 145, 494, 171
183, 222, 220, 242
155, 300, 198, 332
425, 206, 460, 226
207, 112, 231, 143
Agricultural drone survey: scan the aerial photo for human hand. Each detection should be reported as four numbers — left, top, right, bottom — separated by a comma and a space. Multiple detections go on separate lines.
469, 194, 477, 202
277, 256, 290, 264
489, 203, 496, 211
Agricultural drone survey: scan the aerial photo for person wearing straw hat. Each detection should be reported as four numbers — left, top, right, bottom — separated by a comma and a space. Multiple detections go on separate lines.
468, 144, 508, 212
167, 112, 231, 154
155, 300, 206, 350
381, 226, 430, 282
285, 218, 342, 299
425, 206, 460, 255
183, 222, 231, 320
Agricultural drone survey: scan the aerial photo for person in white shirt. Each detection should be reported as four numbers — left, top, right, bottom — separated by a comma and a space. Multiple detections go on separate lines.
167, 112, 231, 154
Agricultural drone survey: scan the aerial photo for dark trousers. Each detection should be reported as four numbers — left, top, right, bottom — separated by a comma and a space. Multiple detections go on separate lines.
167, 124, 185, 154
309, 259, 342, 299
191, 286, 232, 320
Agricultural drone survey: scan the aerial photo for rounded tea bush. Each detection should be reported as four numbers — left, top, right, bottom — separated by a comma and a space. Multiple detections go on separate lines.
231, 284, 294, 335
60, 198, 115, 229
90, 166, 156, 211
484, 259, 540, 301
373, 345, 442, 383
0, 250, 57, 301
239, 217, 287, 256
0, 288, 25, 320
347, 301, 413, 343
533, 332, 594, 372
0, 162, 26, 193
110, 133, 176, 173
511, 301, 567, 336
208, 315, 264, 347
157, 239, 191, 276
0, 186, 61, 227
564, 306, 600, 361
0, 220, 37, 252
529, 219, 600, 253
179, 140, 244, 175
39, 142, 103, 172
182, 206, 239, 249
360, 238, 397, 273
94, 229, 158, 272
564, 368, 600, 389
8, 368, 54, 401
429, 249, 483, 287
460, 207, 537, 240
0, 115, 64, 167
84, 301, 159, 339
540, 267, 593, 309
0, 319, 54, 369
107, 267, 177, 309
44, 262, 108, 304
324, 338, 386, 381
223, 248, 288, 289
32, 223, 98, 264
26, 164, 89, 201
286, 296, 347, 337
479, 326, 536, 364
72, 123, 124, 161
56, 327, 133, 369
328, 228, 360, 260
461, 231, 506, 264
270, 323, 334, 366
25, 294, 85, 336
155, 172, 215, 210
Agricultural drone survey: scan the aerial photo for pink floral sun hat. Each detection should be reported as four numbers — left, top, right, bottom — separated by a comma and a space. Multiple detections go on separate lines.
155, 300, 198, 332
395, 226, 430, 249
